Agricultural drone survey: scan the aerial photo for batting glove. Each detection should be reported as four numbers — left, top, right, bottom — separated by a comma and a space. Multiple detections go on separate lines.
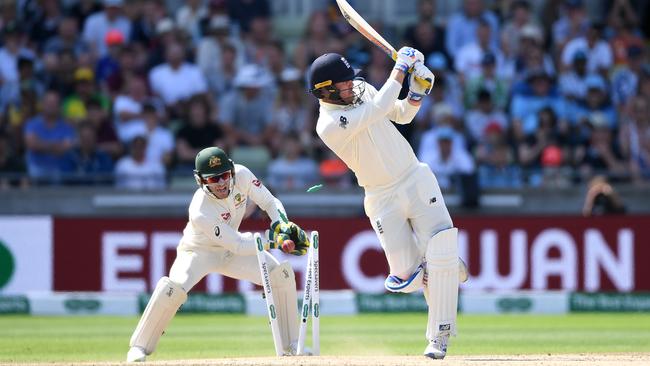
394, 47, 424, 73
408, 61, 435, 102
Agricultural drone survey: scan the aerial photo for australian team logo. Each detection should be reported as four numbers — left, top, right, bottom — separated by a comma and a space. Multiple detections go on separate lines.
234, 193, 246, 208
208, 156, 221, 167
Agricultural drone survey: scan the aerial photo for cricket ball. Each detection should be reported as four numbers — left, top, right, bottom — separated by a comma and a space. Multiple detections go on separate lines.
281, 240, 295, 253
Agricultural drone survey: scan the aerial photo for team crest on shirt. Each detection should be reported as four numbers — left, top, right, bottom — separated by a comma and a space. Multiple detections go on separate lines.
234, 193, 247, 208
252, 179, 261, 187
221, 212, 231, 221
339, 116, 348, 129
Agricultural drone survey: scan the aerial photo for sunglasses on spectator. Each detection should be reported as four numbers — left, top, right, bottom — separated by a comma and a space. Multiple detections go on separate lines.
203, 171, 232, 184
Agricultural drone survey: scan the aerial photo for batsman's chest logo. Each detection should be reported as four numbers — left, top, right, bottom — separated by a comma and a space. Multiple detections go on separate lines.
221, 212, 231, 222
339, 116, 348, 129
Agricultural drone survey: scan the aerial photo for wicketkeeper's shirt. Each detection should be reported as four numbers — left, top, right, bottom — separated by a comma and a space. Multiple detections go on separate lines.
316, 79, 420, 189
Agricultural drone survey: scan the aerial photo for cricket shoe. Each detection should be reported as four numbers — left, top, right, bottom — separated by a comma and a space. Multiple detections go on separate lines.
126, 346, 147, 362
424, 333, 449, 360
459, 258, 469, 283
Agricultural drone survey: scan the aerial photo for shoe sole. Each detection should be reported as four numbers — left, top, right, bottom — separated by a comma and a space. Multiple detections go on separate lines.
424, 352, 446, 360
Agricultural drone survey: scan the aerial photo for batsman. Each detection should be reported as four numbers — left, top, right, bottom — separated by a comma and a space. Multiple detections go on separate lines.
126, 147, 310, 362
309, 49, 468, 359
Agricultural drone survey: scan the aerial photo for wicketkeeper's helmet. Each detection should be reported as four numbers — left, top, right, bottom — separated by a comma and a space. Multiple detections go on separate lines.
194, 147, 235, 198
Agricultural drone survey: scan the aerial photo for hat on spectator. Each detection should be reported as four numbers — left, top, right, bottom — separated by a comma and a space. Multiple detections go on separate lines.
483, 121, 504, 135
432, 103, 454, 121
234, 64, 273, 88
572, 50, 587, 63
520, 24, 543, 43
208, 15, 230, 32
74, 67, 95, 82
426, 52, 447, 70
585, 74, 606, 92
436, 126, 455, 141
105, 29, 124, 46
481, 53, 496, 66
541, 145, 563, 167
589, 112, 609, 129
156, 18, 175, 35
103, 0, 124, 7
280, 67, 302, 83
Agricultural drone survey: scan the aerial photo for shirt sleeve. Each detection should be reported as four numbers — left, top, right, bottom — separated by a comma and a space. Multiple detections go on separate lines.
241, 166, 287, 224
386, 97, 420, 125
192, 212, 258, 256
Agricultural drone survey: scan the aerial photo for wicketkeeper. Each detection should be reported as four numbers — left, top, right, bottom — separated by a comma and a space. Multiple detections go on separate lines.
309, 50, 468, 359
126, 147, 310, 362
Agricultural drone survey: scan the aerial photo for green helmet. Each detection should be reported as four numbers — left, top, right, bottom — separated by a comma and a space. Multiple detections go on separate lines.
193, 147, 235, 198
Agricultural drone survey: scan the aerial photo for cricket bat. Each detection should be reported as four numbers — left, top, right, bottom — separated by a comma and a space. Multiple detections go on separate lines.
335, 0, 432, 89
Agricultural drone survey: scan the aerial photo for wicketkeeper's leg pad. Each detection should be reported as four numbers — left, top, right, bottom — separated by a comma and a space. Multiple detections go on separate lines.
269, 261, 299, 353
129, 277, 187, 355
425, 227, 459, 340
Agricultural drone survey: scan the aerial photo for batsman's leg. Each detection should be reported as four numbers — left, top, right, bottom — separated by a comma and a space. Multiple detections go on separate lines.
424, 227, 459, 360
127, 277, 187, 362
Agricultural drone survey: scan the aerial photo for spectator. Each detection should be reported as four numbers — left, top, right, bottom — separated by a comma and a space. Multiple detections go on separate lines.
293, 11, 344, 73
115, 135, 166, 190
561, 23, 613, 75
219, 64, 274, 147
241, 15, 273, 65
454, 18, 503, 80
575, 114, 627, 182
511, 25, 555, 83
403, 0, 447, 60
65, 0, 103, 27
175, 96, 226, 171
464, 89, 508, 147
227, 0, 270, 34
130, 0, 166, 48
518, 107, 570, 186
619, 97, 650, 182
268, 68, 310, 155
104, 44, 145, 96
82, 0, 132, 58
414, 54, 463, 129
510, 69, 566, 141
419, 126, 475, 190
558, 51, 593, 101
43, 16, 88, 57
62, 68, 111, 124
129, 104, 175, 168
582, 175, 626, 216
196, 15, 244, 97
611, 46, 646, 109
23, 90, 76, 182
266, 133, 319, 190
445, 0, 499, 62
464, 53, 509, 110
0, 132, 28, 189
566, 75, 617, 131
607, 0, 643, 67
82, 99, 122, 160
475, 122, 522, 189
95, 29, 125, 87
176, 0, 207, 44
27, 0, 64, 50
500, 1, 538, 59
0, 22, 36, 94
60, 122, 114, 184
1, 56, 44, 118
551, 0, 590, 53
113, 76, 151, 143
148, 42, 208, 116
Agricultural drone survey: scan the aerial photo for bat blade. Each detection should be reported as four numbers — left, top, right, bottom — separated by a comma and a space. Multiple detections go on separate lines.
335, 0, 431, 90
335, 0, 397, 60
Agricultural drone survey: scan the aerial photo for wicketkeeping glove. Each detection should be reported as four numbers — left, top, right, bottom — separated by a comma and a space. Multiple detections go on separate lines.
408, 61, 435, 102
266, 220, 310, 256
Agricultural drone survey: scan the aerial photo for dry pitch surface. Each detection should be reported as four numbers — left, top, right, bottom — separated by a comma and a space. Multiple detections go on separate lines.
3, 354, 649, 366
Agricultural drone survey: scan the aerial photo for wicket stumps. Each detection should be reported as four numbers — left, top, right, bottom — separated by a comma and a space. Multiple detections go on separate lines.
254, 233, 284, 356
298, 231, 320, 355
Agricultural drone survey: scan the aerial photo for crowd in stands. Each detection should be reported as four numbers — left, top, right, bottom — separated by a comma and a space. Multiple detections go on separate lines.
0, 0, 649, 192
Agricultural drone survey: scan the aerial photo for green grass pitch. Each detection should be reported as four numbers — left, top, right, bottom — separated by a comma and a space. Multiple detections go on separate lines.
0, 313, 649, 362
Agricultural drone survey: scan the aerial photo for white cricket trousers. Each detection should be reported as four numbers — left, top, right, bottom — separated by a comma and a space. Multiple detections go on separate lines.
363, 163, 453, 280
168, 245, 279, 292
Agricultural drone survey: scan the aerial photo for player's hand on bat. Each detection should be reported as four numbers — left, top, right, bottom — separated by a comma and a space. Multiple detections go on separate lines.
408, 61, 435, 101
394, 47, 424, 73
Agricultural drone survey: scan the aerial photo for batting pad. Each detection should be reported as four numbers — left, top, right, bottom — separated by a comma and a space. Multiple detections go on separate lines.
130, 277, 187, 354
425, 227, 459, 340
269, 262, 300, 353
